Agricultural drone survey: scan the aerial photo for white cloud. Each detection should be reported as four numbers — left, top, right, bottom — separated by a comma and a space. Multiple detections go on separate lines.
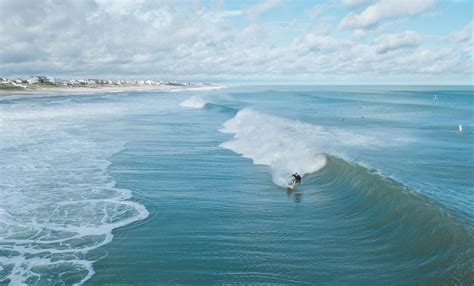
340, 0, 435, 30
217, 10, 243, 18
251, 0, 281, 15
96, 0, 145, 16
449, 21, 474, 43
293, 34, 349, 53
136, 9, 173, 29
305, 3, 333, 18
341, 0, 372, 8
374, 31, 422, 54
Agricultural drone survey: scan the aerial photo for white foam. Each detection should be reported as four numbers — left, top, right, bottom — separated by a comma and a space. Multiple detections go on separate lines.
0, 101, 149, 285
219, 109, 328, 187
180, 95, 208, 108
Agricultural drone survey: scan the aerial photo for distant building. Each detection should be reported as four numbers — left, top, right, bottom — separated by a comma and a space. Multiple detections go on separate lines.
36, 76, 48, 83
11, 82, 27, 88
46, 77, 56, 84
27, 77, 39, 84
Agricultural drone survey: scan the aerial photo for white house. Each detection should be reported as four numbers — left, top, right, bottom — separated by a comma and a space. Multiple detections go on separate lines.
46, 77, 56, 84
27, 77, 39, 84
11, 82, 27, 88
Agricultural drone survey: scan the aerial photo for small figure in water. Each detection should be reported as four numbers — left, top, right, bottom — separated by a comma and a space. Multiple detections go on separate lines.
290, 172, 304, 188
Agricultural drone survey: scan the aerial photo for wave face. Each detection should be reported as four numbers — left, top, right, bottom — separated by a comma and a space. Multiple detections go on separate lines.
0, 96, 149, 285
311, 155, 474, 284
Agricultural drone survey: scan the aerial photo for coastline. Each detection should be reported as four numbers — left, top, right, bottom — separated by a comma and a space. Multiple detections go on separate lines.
0, 83, 225, 97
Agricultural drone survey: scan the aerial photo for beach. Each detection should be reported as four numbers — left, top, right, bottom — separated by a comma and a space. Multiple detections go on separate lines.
0, 83, 223, 97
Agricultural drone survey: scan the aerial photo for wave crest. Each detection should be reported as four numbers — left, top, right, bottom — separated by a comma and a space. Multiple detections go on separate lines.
219, 109, 327, 186
179, 95, 208, 108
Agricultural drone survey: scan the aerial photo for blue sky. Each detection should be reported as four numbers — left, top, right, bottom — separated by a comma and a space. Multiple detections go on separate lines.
0, 0, 472, 84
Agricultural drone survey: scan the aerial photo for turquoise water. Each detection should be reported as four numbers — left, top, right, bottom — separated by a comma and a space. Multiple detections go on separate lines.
0, 86, 473, 285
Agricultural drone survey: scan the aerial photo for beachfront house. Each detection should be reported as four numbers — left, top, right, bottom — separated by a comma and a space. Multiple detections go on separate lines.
36, 76, 48, 83
46, 77, 56, 84
27, 76, 39, 84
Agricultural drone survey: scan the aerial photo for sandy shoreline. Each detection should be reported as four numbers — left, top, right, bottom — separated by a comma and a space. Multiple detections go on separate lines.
0, 84, 225, 97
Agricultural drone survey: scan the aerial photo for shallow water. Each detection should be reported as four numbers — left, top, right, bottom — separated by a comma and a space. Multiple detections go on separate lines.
0, 86, 473, 285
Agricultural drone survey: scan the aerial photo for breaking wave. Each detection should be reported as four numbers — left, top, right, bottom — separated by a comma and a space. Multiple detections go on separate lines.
219, 109, 384, 186
0, 101, 149, 285
180, 95, 208, 108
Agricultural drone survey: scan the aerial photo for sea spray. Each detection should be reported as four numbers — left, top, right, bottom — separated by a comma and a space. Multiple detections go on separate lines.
219, 109, 327, 186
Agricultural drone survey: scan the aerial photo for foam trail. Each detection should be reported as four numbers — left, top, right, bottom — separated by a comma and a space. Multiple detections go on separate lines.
0, 100, 149, 285
219, 109, 327, 186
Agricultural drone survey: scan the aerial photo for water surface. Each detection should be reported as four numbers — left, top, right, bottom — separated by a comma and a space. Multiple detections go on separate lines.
0, 86, 473, 285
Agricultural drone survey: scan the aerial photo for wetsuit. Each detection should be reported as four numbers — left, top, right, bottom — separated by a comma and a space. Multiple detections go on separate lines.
293, 174, 302, 183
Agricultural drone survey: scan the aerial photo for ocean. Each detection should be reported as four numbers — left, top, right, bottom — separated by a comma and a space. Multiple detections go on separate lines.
0, 86, 473, 285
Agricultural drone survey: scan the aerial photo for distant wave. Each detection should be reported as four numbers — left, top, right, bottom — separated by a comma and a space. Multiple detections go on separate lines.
180, 95, 208, 108
180, 93, 239, 114
171, 85, 226, 93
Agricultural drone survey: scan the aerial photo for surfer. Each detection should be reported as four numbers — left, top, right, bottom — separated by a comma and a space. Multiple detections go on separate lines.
289, 172, 304, 189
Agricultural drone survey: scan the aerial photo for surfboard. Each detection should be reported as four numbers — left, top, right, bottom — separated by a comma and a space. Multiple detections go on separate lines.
288, 184, 296, 190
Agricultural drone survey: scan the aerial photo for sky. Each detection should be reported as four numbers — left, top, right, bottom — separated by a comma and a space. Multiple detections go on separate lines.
0, 0, 473, 84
